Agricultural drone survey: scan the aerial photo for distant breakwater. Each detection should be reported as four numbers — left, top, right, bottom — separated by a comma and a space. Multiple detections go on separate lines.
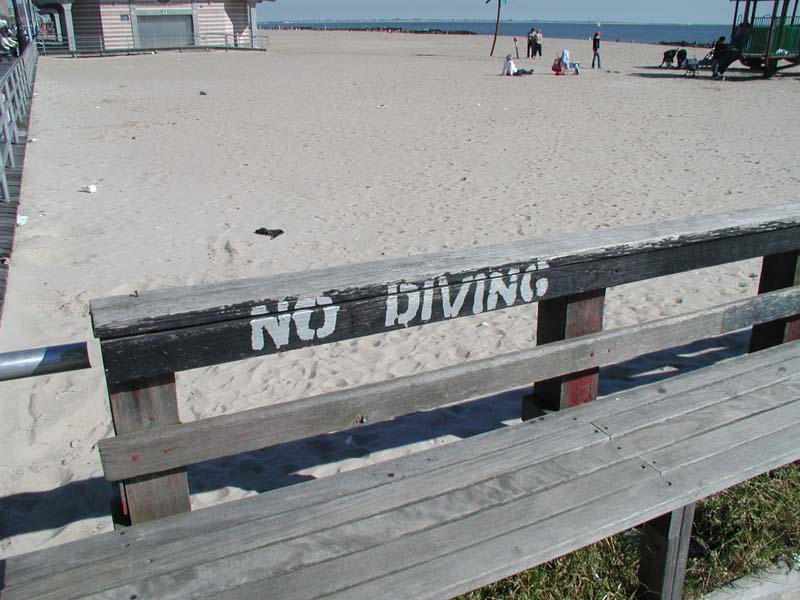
270, 25, 477, 35
261, 21, 730, 46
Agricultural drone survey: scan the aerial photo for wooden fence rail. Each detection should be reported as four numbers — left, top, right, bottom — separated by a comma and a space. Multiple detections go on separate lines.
89, 203, 800, 526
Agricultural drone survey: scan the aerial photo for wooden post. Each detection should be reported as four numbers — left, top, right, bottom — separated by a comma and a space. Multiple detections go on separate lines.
749, 251, 800, 353
107, 372, 191, 526
523, 289, 606, 419
638, 503, 696, 600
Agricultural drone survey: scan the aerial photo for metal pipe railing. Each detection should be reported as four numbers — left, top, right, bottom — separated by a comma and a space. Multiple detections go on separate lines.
0, 342, 91, 381
37, 32, 269, 55
0, 41, 37, 201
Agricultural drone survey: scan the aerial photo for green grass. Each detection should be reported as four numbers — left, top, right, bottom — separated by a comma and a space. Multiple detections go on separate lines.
461, 462, 800, 600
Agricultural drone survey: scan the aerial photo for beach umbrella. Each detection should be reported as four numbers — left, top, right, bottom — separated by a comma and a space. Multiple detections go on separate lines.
487, 0, 507, 57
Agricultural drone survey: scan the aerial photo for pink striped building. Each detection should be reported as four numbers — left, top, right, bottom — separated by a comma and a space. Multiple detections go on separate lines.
33, 0, 272, 52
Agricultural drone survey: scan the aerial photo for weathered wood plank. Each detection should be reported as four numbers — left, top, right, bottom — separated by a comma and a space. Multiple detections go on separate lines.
529, 288, 606, 413
593, 362, 800, 440
95, 223, 800, 383
641, 394, 800, 472
98, 291, 800, 480
107, 374, 191, 524
750, 251, 800, 352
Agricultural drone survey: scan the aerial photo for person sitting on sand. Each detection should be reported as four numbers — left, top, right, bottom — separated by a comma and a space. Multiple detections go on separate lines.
502, 54, 533, 76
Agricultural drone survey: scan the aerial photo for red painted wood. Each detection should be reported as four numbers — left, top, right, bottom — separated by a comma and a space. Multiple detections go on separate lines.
525, 289, 606, 416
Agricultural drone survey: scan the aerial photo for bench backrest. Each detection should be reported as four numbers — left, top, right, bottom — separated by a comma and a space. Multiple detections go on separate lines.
89, 204, 800, 524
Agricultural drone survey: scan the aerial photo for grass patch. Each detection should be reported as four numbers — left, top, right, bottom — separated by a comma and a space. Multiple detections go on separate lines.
461, 462, 800, 600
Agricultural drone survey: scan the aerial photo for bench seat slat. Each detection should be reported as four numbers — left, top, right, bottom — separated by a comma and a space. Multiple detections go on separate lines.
594, 362, 800, 438
4, 344, 800, 600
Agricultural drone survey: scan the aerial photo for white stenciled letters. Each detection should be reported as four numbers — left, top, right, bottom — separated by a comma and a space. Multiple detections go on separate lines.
420, 280, 435, 322
440, 275, 473, 319
250, 301, 292, 350
472, 273, 486, 314
385, 283, 421, 327
250, 296, 339, 350
487, 268, 519, 310
520, 264, 550, 302
292, 296, 340, 342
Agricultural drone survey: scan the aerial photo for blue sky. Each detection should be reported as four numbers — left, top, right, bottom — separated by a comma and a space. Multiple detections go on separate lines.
258, 1, 738, 24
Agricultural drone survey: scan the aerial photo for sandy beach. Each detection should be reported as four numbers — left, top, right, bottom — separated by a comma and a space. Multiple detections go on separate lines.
1, 29, 799, 559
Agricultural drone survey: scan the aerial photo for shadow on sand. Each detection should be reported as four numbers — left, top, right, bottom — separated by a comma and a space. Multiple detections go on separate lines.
629, 64, 800, 81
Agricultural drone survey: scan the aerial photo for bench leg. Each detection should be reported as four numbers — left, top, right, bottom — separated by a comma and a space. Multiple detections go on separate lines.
638, 503, 696, 600
107, 372, 191, 525
749, 251, 800, 353
523, 289, 606, 419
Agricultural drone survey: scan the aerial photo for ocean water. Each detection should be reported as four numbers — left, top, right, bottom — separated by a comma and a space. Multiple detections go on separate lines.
261, 20, 731, 46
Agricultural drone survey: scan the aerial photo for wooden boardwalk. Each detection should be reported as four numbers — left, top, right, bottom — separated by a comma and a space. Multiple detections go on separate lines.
0, 129, 29, 324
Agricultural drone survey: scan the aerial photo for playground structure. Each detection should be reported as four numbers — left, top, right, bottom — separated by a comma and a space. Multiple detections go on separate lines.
730, 0, 800, 76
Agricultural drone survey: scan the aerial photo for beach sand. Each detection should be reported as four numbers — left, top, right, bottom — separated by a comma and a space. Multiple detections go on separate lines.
1, 30, 798, 559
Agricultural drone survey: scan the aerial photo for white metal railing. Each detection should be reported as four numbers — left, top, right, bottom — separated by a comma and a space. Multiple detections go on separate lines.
37, 31, 269, 56
0, 42, 37, 201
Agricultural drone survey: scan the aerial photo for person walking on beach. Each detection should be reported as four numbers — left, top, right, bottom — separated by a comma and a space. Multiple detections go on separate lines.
527, 27, 536, 58
592, 31, 602, 69
534, 29, 543, 59
711, 36, 726, 78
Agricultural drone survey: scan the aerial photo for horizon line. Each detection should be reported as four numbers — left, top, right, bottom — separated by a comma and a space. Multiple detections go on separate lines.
261, 18, 730, 27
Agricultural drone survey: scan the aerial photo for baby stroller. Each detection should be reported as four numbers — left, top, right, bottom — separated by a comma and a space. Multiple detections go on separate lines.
698, 50, 715, 68
660, 48, 678, 67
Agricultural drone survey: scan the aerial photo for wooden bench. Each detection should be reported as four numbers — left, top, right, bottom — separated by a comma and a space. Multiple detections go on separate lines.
3, 204, 800, 599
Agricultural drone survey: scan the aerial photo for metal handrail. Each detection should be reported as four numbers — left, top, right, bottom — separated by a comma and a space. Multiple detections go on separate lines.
0, 42, 37, 201
37, 31, 269, 56
0, 342, 91, 381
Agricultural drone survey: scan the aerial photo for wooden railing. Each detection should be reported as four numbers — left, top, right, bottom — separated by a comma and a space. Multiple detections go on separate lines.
89, 204, 800, 525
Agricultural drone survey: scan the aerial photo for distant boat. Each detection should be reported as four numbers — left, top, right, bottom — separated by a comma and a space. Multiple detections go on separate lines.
596, 21, 601, 28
